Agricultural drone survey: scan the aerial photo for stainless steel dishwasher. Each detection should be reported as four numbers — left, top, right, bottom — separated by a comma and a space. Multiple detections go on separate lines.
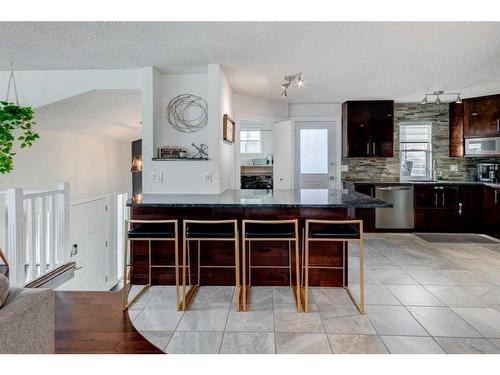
375, 185, 414, 229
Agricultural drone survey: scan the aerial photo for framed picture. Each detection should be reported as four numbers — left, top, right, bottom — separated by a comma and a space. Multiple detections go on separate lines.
223, 114, 235, 144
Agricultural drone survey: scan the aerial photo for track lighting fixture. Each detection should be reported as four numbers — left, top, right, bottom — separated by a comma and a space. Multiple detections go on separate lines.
280, 72, 304, 98
420, 91, 462, 105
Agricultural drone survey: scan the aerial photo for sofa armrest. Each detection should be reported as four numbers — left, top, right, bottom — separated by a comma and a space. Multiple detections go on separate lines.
0, 287, 55, 354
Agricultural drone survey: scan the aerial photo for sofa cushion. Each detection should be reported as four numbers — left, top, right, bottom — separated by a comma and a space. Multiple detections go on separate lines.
0, 274, 9, 308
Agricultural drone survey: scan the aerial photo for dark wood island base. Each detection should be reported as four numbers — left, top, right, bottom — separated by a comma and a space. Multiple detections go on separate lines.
127, 189, 389, 288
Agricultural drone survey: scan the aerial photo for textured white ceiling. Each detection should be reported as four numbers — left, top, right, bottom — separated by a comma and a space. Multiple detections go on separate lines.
1, 22, 500, 103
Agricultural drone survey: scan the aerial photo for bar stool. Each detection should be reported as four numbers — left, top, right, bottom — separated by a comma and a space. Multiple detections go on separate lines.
302, 219, 364, 314
181, 220, 241, 311
242, 219, 301, 312
122, 219, 179, 311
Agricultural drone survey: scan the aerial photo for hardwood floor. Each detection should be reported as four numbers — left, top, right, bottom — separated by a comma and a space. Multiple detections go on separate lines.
55, 291, 163, 354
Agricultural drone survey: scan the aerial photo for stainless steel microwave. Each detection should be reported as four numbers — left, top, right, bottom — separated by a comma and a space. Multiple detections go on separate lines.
465, 137, 500, 156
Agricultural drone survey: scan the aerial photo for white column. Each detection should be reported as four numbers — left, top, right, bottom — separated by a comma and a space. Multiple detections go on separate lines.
58, 182, 70, 264
6, 188, 25, 287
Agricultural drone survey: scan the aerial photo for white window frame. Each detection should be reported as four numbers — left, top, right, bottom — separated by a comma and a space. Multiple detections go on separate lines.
240, 130, 262, 154
399, 122, 433, 181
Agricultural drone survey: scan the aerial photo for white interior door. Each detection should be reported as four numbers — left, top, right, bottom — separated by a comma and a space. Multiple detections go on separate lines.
57, 198, 108, 291
294, 121, 336, 189
273, 120, 294, 190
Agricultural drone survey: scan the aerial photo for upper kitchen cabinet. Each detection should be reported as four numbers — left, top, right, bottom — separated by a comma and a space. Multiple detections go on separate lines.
449, 94, 500, 154
449, 102, 464, 157
342, 100, 394, 158
464, 94, 500, 137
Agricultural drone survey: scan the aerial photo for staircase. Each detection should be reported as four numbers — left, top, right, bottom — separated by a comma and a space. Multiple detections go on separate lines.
0, 182, 70, 287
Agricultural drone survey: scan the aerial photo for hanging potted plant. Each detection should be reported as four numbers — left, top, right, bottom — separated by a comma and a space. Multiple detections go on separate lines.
0, 64, 39, 174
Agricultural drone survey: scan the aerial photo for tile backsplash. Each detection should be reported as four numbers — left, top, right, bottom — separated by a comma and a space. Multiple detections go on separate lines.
341, 103, 500, 182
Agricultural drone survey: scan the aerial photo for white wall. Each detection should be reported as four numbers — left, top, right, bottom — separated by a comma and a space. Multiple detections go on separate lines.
218, 67, 236, 191
0, 128, 131, 200
288, 103, 341, 119
235, 94, 288, 122
142, 65, 235, 194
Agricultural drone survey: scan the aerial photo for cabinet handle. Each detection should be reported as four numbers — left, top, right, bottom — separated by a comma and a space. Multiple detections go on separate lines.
371, 187, 374, 197
366, 143, 370, 156
373, 142, 376, 155
434, 193, 438, 207
458, 202, 463, 216
495, 190, 499, 205
497, 119, 499, 133
442, 192, 445, 207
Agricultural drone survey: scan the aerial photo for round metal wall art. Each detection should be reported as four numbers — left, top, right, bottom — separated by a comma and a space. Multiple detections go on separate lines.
166, 94, 208, 133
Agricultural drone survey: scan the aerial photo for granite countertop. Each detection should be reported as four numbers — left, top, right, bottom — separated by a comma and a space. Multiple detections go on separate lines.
344, 180, 500, 188
127, 189, 391, 208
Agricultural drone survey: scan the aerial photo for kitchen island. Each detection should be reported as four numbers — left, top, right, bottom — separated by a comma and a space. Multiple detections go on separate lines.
127, 189, 389, 287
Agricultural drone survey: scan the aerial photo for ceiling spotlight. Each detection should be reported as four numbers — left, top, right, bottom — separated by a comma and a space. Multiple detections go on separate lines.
435, 94, 442, 105
297, 74, 304, 87
456, 94, 462, 104
279, 72, 304, 98
420, 96, 428, 105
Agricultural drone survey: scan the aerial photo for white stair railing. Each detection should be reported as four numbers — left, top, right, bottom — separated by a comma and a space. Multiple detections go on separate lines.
4, 182, 69, 287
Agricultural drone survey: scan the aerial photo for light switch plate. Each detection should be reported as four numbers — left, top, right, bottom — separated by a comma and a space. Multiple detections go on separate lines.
151, 172, 164, 183
340, 164, 349, 172
203, 172, 213, 183
449, 165, 458, 172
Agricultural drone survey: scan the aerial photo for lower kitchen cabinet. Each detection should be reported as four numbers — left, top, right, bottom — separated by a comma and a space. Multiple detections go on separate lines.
351, 182, 496, 234
458, 185, 484, 233
414, 184, 487, 233
414, 209, 458, 232
483, 186, 500, 235
414, 184, 460, 232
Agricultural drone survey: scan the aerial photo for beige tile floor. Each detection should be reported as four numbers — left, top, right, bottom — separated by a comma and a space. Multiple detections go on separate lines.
127, 233, 500, 354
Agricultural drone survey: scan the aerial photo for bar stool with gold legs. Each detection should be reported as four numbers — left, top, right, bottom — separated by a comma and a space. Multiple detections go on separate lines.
181, 220, 241, 311
302, 219, 364, 314
122, 219, 179, 311
242, 219, 301, 312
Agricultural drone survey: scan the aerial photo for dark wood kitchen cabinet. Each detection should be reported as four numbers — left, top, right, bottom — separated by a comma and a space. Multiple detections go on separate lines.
483, 186, 500, 235
457, 185, 484, 233
464, 94, 500, 138
449, 102, 464, 157
342, 100, 394, 158
414, 184, 459, 232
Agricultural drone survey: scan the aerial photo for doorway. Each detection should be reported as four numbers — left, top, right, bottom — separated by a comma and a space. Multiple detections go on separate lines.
294, 121, 336, 189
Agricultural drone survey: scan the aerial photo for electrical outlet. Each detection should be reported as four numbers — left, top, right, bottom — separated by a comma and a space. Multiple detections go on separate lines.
203, 172, 213, 183
450, 165, 458, 172
151, 172, 164, 183
341, 164, 349, 172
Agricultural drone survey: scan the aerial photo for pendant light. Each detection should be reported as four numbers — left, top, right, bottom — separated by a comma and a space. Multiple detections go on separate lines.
419, 90, 462, 105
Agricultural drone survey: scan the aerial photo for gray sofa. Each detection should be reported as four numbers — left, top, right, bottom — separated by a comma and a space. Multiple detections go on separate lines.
0, 275, 55, 354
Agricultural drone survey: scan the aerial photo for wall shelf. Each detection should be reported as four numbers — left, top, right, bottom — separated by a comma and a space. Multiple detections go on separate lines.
152, 158, 209, 161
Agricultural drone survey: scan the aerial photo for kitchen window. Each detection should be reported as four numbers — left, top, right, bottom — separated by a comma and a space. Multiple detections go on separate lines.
399, 122, 432, 181
240, 130, 262, 154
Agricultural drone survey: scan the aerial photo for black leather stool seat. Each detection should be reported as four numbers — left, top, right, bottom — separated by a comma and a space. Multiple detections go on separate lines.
185, 222, 236, 239
245, 222, 295, 238
128, 223, 176, 238
308, 223, 360, 239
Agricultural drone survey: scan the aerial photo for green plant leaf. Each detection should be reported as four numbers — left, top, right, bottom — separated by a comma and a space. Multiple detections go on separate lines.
0, 101, 39, 173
